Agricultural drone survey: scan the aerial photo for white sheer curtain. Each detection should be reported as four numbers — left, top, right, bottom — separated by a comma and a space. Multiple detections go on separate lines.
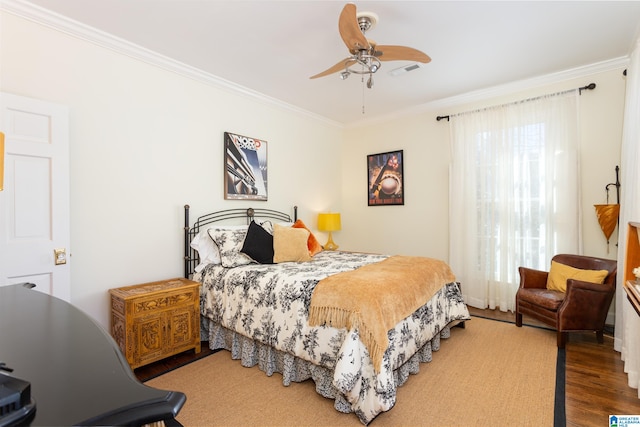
615, 37, 640, 397
449, 91, 581, 312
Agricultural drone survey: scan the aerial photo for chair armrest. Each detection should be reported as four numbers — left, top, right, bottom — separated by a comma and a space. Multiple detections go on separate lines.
518, 266, 549, 289
559, 278, 615, 329
565, 278, 614, 294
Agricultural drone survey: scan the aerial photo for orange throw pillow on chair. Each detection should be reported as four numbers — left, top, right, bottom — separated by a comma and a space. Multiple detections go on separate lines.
546, 260, 608, 293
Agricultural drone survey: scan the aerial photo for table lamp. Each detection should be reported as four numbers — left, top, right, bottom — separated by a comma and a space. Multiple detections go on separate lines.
318, 212, 341, 250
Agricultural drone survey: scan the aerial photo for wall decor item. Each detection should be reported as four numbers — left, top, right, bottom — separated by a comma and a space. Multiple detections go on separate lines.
594, 165, 621, 252
367, 150, 404, 206
224, 132, 268, 200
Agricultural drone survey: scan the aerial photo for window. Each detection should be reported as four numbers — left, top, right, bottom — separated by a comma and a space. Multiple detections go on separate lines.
449, 92, 580, 311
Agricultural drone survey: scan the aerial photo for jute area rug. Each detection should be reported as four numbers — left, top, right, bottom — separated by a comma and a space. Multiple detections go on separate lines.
147, 317, 557, 426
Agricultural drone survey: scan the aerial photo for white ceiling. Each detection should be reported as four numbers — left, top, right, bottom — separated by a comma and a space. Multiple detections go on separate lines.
12, 1, 640, 125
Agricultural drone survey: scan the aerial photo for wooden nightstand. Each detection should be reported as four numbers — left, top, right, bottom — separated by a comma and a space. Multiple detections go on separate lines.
109, 278, 201, 369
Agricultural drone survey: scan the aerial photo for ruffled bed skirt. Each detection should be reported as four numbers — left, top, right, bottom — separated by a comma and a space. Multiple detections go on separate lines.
202, 318, 454, 423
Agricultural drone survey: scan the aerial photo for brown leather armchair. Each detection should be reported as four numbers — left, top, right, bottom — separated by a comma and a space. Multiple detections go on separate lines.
515, 254, 617, 348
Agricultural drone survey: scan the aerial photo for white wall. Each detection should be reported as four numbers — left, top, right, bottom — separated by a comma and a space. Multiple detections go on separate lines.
340, 113, 452, 260
0, 12, 343, 329
341, 69, 626, 265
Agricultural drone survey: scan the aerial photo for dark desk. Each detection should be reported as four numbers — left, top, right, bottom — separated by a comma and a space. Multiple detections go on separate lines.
0, 284, 185, 426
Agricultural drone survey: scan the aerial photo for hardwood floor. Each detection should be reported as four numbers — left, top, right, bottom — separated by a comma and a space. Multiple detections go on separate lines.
136, 310, 640, 426
565, 333, 640, 426
468, 307, 640, 427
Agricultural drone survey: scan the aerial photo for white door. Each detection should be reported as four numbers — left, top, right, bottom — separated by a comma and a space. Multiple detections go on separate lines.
0, 92, 71, 301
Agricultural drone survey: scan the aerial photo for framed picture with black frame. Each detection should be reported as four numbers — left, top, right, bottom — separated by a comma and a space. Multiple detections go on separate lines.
224, 132, 268, 201
367, 149, 404, 206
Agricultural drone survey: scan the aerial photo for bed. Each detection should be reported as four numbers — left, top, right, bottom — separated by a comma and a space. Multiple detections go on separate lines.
183, 205, 470, 425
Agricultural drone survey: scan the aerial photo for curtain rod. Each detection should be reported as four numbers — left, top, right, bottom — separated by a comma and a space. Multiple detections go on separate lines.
436, 82, 596, 122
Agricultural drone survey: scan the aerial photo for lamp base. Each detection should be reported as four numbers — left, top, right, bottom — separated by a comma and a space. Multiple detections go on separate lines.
324, 232, 339, 251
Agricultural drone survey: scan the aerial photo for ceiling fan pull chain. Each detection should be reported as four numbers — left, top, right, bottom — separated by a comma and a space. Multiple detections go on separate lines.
362, 75, 366, 114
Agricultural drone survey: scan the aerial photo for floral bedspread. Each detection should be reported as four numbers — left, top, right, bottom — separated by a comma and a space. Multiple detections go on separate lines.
195, 251, 469, 424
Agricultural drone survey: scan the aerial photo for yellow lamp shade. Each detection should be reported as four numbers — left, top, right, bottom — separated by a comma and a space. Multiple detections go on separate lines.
317, 213, 341, 231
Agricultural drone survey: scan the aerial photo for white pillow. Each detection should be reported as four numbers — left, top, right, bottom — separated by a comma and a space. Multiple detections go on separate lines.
260, 221, 294, 234
207, 227, 253, 268
190, 225, 247, 272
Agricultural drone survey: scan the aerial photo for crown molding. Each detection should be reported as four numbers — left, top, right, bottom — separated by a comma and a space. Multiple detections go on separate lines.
347, 56, 630, 129
0, 0, 342, 128
429, 56, 630, 111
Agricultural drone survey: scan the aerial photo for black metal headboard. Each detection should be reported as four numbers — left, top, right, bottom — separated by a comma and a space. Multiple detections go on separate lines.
183, 204, 298, 278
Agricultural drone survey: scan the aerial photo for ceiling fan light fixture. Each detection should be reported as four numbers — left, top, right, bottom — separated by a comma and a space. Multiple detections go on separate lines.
343, 54, 381, 76
310, 3, 432, 112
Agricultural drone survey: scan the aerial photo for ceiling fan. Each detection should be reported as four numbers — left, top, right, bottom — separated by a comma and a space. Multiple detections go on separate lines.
310, 3, 431, 89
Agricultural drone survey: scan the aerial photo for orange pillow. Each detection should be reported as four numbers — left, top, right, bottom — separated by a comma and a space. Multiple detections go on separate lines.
546, 260, 608, 293
292, 219, 323, 256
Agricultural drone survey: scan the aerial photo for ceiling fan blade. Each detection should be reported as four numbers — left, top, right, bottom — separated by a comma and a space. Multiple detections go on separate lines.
375, 45, 431, 63
310, 59, 349, 79
338, 3, 370, 52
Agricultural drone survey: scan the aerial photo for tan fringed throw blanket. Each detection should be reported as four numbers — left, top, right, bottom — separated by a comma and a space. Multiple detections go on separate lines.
308, 255, 456, 372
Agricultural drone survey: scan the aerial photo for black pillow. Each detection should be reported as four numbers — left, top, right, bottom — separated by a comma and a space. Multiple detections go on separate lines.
241, 220, 274, 264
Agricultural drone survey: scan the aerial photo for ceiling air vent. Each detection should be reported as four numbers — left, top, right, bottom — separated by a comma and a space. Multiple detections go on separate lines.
389, 63, 422, 77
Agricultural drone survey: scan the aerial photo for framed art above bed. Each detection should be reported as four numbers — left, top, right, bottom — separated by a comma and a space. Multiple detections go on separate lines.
367, 149, 404, 206
224, 131, 268, 200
